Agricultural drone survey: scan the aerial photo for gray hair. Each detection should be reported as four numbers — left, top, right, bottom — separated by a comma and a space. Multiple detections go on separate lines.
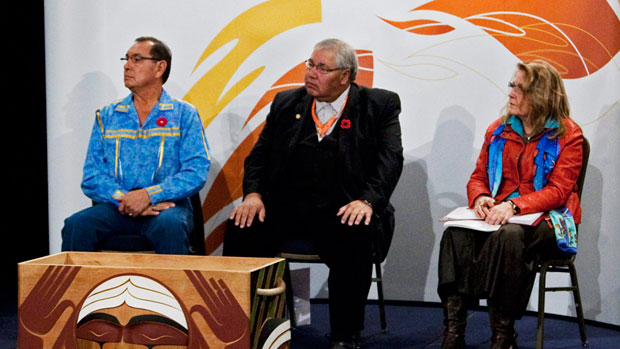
313, 38, 358, 82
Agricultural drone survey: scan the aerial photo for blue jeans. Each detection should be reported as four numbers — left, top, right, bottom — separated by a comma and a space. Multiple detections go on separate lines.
61, 200, 192, 254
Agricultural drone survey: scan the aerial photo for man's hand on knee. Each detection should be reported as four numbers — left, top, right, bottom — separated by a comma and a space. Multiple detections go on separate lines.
337, 200, 373, 226
229, 193, 265, 228
140, 202, 176, 216
117, 189, 151, 217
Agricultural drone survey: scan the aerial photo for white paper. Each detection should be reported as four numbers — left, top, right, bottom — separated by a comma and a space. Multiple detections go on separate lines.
443, 219, 500, 232
440, 206, 479, 221
441, 206, 544, 226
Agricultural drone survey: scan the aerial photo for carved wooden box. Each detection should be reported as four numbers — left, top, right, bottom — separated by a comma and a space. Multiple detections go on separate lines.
18, 252, 289, 348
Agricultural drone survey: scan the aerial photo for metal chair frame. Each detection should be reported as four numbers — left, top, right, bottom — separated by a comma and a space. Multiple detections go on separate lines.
535, 137, 590, 349
278, 250, 388, 332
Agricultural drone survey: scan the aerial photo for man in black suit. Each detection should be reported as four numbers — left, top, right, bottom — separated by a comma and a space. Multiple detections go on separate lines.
224, 38, 403, 349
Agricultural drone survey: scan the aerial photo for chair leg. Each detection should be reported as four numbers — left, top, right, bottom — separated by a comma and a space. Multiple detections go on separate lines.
537, 263, 549, 349
283, 261, 297, 328
568, 263, 588, 346
374, 261, 387, 332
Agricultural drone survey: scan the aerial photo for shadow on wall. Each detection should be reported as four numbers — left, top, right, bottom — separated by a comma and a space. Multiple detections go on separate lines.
576, 103, 620, 320
49, 73, 117, 251
384, 106, 476, 301
577, 163, 602, 320
384, 158, 432, 300
63, 72, 118, 143
55, 72, 118, 205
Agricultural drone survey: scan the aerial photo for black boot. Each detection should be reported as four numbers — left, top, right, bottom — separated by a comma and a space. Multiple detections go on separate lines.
441, 294, 467, 349
488, 304, 518, 349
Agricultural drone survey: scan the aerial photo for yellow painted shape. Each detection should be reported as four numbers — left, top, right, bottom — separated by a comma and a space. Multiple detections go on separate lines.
184, 0, 322, 128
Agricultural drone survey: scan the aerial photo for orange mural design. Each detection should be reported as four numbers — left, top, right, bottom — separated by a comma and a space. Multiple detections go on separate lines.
202, 51, 374, 254
379, 18, 455, 35
380, 0, 620, 78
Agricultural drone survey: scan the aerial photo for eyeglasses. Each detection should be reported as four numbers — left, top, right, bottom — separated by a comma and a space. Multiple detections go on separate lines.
305, 59, 343, 74
121, 54, 161, 64
508, 81, 527, 93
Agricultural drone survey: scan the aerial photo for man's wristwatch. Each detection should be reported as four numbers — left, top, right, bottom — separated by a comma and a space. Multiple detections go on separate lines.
508, 200, 520, 214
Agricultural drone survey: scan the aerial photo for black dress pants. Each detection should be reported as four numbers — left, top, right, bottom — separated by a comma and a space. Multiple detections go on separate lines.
223, 206, 373, 339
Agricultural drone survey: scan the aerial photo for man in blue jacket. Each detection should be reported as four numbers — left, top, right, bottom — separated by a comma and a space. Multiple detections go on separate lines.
62, 36, 210, 254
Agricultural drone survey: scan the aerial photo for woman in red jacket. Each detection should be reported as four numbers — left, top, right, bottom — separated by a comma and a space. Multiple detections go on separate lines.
438, 60, 584, 349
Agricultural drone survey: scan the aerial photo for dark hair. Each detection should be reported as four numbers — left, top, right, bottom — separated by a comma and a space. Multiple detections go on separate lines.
135, 36, 172, 84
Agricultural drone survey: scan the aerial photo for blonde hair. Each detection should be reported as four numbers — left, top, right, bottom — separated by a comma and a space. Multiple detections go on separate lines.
501, 60, 571, 138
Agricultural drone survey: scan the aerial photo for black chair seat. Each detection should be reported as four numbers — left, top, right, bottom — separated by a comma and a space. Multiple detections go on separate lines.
280, 239, 318, 255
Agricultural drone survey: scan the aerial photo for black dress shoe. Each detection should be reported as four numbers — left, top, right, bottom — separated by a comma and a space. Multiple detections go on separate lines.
490, 332, 518, 349
329, 340, 360, 349
329, 332, 361, 349
442, 330, 465, 349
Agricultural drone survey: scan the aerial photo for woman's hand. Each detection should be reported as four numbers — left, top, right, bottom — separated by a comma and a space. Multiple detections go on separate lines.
485, 201, 515, 225
473, 196, 495, 219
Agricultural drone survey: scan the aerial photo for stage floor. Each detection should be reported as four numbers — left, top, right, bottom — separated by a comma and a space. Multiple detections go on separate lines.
3, 295, 619, 348
291, 300, 620, 348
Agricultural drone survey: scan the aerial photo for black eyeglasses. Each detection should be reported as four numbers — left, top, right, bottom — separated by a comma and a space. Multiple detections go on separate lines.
121, 54, 161, 64
508, 81, 527, 93
305, 59, 343, 74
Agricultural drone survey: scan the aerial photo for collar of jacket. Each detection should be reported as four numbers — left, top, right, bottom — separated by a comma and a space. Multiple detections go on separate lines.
114, 88, 176, 113
506, 114, 559, 138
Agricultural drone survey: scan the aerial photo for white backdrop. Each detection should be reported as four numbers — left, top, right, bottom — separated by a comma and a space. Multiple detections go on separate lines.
45, 0, 620, 326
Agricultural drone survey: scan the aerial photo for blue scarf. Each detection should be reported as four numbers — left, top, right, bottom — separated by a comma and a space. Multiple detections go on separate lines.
487, 116, 577, 255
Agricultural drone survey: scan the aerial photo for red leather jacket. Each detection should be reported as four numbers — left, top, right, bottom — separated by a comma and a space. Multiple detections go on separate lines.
467, 117, 583, 223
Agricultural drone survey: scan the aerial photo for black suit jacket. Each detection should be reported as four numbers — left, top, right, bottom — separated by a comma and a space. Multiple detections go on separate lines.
243, 83, 403, 260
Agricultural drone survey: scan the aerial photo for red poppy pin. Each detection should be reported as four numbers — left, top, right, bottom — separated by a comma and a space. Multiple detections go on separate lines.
156, 117, 168, 127
340, 119, 351, 129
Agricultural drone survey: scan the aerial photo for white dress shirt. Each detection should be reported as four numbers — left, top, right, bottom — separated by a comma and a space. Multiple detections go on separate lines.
314, 86, 350, 141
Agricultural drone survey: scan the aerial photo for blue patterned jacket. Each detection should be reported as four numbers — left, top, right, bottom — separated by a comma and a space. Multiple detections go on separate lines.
81, 89, 211, 206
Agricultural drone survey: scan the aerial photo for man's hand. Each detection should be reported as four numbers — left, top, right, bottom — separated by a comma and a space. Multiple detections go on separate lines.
117, 189, 151, 217
337, 200, 373, 226
229, 193, 265, 228
139, 201, 176, 216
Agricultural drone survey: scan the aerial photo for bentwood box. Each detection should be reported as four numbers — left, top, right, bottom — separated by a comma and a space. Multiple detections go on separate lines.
18, 252, 289, 348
